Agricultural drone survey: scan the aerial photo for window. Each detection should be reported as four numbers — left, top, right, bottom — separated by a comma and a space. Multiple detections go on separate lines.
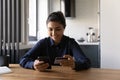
22, 0, 48, 43
28, 0, 38, 41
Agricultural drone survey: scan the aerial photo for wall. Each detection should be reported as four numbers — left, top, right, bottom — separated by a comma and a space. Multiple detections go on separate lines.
64, 0, 99, 41
101, 0, 120, 69
38, 0, 99, 41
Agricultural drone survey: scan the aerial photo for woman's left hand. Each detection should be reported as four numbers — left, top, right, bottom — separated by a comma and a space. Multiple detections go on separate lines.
60, 55, 75, 69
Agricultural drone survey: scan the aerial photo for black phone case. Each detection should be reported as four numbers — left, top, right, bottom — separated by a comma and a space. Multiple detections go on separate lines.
37, 56, 51, 69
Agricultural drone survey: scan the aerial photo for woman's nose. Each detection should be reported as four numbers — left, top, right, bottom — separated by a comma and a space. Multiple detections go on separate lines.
52, 30, 56, 35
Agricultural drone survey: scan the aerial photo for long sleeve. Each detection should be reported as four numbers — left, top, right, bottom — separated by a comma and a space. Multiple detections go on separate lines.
19, 45, 39, 69
70, 39, 91, 71
19, 39, 46, 69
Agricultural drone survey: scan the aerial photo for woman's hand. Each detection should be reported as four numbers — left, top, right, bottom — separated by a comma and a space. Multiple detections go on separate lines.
60, 55, 75, 69
33, 59, 49, 72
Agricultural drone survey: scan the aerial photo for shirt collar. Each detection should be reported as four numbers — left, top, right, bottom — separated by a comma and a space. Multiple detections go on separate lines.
49, 38, 54, 46
49, 35, 66, 47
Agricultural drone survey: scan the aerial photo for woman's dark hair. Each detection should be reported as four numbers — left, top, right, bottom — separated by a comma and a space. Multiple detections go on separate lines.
46, 11, 66, 28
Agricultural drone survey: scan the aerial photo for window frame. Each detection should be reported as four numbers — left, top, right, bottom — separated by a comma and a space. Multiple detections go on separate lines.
28, 0, 38, 41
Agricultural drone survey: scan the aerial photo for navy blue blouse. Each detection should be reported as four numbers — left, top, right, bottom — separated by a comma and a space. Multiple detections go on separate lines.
19, 35, 91, 71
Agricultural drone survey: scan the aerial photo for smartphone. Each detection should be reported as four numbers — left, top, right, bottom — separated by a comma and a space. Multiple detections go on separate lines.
37, 56, 51, 69
54, 57, 68, 64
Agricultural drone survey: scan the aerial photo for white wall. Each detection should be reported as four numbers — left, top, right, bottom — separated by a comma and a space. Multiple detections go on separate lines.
65, 0, 99, 41
38, 0, 99, 41
101, 0, 120, 69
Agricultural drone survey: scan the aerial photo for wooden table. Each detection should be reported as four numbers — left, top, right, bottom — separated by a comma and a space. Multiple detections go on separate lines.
1, 64, 120, 80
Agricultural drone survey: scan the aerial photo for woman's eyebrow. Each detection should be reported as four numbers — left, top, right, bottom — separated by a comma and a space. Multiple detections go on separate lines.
55, 26, 62, 28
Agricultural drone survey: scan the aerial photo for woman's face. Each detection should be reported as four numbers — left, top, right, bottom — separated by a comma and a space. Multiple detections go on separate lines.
47, 21, 65, 44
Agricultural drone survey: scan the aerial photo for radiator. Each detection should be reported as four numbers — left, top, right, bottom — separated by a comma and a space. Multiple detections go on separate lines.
0, 0, 21, 63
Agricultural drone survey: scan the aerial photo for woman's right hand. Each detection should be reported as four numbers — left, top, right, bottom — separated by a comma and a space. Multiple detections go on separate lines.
33, 59, 49, 72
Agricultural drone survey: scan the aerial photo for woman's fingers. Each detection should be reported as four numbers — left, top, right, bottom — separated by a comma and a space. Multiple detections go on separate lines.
34, 60, 49, 71
61, 55, 75, 68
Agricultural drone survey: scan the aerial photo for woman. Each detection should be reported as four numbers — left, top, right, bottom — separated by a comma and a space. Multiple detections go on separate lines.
19, 11, 91, 71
